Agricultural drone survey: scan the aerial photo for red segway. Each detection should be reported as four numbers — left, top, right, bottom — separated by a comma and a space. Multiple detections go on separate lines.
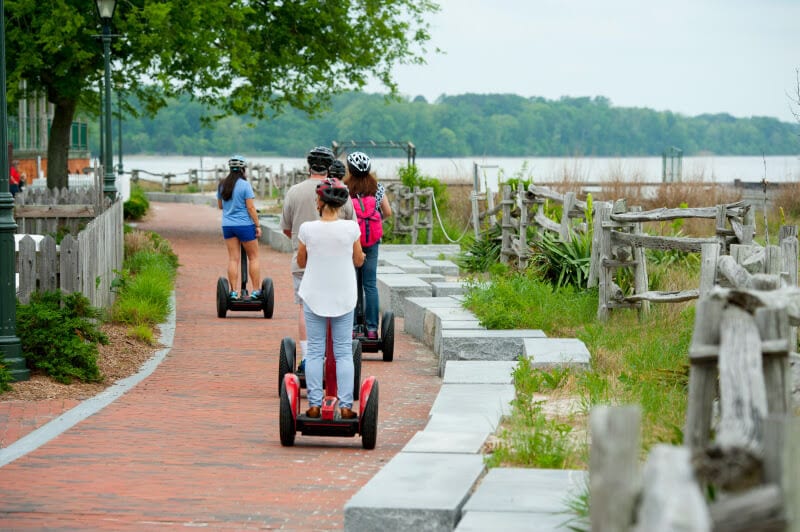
352, 266, 395, 361
278, 336, 362, 400
279, 321, 379, 449
216, 244, 274, 318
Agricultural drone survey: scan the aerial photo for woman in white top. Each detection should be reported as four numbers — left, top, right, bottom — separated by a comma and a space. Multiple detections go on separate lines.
297, 178, 365, 419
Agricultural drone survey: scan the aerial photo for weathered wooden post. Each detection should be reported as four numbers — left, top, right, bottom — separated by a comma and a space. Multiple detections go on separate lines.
559, 191, 576, 243
410, 186, 420, 244
588, 201, 611, 289
763, 415, 800, 532
630, 206, 650, 317
500, 185, 513, 265
516, 181, 529, 268
633, 445, 711, 531
685, 297, 723, 451
590, 405, 641, 532
699, 242, 721, 298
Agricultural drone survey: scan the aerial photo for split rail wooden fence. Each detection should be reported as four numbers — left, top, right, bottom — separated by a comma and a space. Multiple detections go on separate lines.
590, 283, 800, 531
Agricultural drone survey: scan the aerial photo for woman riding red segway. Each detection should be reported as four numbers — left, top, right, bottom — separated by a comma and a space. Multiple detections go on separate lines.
279, 177, 379, 448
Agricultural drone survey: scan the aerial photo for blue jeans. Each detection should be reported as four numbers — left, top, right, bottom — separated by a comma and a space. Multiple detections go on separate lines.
303, 303, 355, 409
359, 243, 380, 331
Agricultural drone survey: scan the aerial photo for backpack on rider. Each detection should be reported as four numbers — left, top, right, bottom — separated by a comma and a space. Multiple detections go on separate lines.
352, 194, 382, 248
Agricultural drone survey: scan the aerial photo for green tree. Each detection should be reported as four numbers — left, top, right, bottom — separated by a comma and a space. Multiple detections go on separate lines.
5, 0, 440, 188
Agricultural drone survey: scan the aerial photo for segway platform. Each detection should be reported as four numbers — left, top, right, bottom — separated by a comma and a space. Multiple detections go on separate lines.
352, 268, 395, 361
279, 320, 379, 449
216, 244, 275, 318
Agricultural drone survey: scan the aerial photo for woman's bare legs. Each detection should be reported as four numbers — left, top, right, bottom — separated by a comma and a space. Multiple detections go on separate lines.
241, 238, 261, 291
225, 237, 242, 291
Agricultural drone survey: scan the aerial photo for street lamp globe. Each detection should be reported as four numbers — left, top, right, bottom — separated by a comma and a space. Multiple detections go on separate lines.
95, 0, 117, 21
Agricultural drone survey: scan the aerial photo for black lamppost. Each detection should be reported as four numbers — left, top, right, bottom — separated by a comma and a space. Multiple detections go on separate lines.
0, 0, 30, 381
96, 0, 117, 199
117, 90, 123, 176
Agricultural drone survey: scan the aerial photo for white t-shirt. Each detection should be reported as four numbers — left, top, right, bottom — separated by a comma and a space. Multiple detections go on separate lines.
297, 219, 361, 317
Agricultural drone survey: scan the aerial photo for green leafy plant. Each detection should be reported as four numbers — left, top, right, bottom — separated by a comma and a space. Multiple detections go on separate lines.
529, 230, 592, 288
16, 290, 106, 384
398, 164, 448, 207
456, 224, 502, 273
0, 363, 12, 392
124, 183, 150, 220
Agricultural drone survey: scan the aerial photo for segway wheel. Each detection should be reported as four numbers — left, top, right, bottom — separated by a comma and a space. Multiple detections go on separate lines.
261, 278, 275, 319
380, 311, 395, 362
279, 383, 296, 447
216, 277, 230, 318
278, 337, 296, 397
352, 340, 362, 401
360, 380, 379, 450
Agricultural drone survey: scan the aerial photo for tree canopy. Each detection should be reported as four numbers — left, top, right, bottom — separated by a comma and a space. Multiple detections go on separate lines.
116, 91, 800, 158
5, 0, 439, 187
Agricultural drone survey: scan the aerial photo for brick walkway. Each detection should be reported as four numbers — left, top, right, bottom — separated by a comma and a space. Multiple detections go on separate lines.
0, 201, 442, 530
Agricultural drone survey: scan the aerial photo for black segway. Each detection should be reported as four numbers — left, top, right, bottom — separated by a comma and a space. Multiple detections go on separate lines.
279, 320, 379, 449
352, 266, 395, 361
278, 331, 362, 401
216, 244, 274, 318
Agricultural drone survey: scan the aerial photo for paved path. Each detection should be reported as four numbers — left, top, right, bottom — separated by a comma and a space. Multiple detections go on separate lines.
0, 201, 442, 530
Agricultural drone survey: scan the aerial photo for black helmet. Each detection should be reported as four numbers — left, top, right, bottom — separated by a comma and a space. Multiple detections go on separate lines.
316, 178, 350, 208
228, 154, 247, 171
346, 151, 371, 176
307, 146, 335, 173
329, 160, 346, 179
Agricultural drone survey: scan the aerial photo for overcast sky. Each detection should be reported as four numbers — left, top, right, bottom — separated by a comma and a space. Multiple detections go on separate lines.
365, 0, 799, 123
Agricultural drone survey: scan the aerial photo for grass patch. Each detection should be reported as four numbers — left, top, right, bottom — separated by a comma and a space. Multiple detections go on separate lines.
463, 270, 596, 334
465, 268, 694, 469
111, 229, 178, 329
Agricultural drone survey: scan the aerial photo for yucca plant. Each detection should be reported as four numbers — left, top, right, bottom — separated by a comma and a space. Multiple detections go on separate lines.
529, 229, 592, 288
456, 224, 503, 273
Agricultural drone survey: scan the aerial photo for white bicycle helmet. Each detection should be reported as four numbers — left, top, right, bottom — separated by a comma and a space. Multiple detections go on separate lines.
346, 151, 371, 175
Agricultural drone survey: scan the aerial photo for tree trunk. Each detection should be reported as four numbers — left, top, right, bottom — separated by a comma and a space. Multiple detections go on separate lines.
46, 98, 78, 190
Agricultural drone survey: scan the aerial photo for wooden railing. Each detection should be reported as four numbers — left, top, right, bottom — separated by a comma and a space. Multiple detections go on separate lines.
130, 163, 308, 199
485, 183, 591, 267
590, 283, 800, 531
386, 184, 434, 245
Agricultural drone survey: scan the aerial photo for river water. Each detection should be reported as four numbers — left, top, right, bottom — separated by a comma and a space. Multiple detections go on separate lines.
121, 154, 800, 192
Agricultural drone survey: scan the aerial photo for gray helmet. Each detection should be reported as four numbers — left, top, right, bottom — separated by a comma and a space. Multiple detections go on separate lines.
346, 151, 371, 175
329, 160, 346, 179
307, 146, 335, 173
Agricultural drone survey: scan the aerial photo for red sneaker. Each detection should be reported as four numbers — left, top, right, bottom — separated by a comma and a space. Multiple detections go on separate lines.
367, 330, 378, 340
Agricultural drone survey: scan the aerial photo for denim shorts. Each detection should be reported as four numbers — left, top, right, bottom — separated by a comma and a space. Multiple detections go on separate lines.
222, 225, 256, 242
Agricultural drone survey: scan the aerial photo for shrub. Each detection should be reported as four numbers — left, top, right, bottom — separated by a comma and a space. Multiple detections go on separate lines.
0, 363, 11, 392
398, 164, 448, 208
16, 290, 106, 384
124, 183, 150, 220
